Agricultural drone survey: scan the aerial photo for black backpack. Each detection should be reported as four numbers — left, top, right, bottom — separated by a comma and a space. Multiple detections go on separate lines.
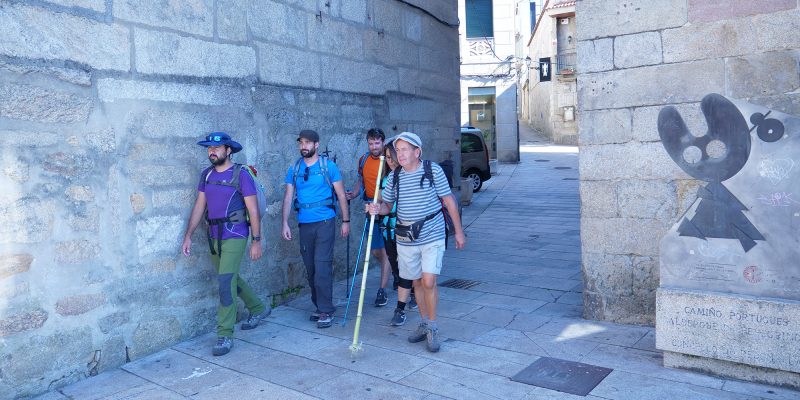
392, 160, 452, 235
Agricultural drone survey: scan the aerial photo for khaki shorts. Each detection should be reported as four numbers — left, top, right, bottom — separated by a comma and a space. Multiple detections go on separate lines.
397, 239, 445, 280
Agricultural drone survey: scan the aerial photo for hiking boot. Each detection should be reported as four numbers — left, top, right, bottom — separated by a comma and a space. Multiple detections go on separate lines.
409, 293, 418, 310
241, 307, 271, 330
374, 288, 388, 307
426, 327, 441, 352
212, 337, 233, 356
309, 310, 320, 321
317, 312, 333, 328
390, 308, 406, 326
408, 322, 427, 343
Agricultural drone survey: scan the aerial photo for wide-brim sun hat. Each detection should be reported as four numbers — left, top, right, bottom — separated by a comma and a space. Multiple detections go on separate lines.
197, 132, 243, 153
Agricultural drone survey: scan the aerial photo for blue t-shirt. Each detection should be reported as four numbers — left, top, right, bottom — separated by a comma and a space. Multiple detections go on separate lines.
198, 165, 256, 240
285, 158, 342, 223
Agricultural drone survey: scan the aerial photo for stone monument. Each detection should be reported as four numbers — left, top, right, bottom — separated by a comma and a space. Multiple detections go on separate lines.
655, 93, 800, 388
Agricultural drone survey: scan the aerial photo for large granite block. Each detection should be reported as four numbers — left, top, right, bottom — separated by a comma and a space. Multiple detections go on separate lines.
663, 18, 758, 63
689, 0, 796, 23
320, 55, 397, 95
754, 9, 800, 52
614, 32, 662, 69
726, 51, 800, 98
114, 0, 214, 37
248, 1, 307, 47
579, 59, 725, 111
257, 42, 321, 89
656, 288, 800, 373
577, 38, 613, 73
134, 29, 256, 78
0, 3, 129, 71
577, 0, 687, 40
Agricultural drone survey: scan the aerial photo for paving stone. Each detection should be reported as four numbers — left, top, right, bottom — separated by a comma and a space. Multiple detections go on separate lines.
471, 328, 600, 362
468, 293, 548, 313
721, 378, 800, 400
420, 339, 534, 377
305, 340, 433, 382
435, 300, 483, 319
589, 370, 757, 400
434, 316, 496, 342
58, 369, 154, 400
189, 374, 314, 400
583, 344, 724, 389
306, 370, 429, 400
122, 349, 246, 397
462, 306, 519, 327
555, 292, 583, 306
173, 333, 346, 392
398, 361, 535, 400
632, 329, 656, 351
534, 317, 649, 347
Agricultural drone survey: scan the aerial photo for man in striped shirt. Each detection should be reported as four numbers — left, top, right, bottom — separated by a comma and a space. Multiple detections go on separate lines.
367, 132, 466, 352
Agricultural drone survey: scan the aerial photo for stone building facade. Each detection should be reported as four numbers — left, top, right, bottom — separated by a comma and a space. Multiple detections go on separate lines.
0, 1, 459, 397
459, 0, 522, 163
522, 0, 578, 145
577, 0, 800, 327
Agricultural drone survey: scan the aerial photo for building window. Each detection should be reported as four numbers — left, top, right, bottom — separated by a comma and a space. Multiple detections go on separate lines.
530, 1, 536, 32
466, 0, 493, 38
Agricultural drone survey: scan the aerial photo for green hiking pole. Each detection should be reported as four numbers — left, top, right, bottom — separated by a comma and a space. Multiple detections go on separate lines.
350, 156, 384, 357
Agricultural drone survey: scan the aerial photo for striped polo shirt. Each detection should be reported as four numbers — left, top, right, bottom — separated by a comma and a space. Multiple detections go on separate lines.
382, 161, 451, 246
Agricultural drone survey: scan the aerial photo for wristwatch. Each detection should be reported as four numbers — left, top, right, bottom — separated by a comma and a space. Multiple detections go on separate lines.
251, 235, 261, 241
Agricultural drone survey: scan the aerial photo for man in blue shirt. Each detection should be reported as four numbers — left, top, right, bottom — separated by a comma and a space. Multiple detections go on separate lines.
281, 129, 350, 328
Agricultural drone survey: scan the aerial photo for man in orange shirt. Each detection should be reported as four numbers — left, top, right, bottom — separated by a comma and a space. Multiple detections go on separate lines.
346, 128, 393, 307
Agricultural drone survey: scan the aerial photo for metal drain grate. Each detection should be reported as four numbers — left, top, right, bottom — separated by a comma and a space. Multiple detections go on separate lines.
535, 159, 550, 162
512, 357, 613, 396
438, 279, 481, 289
562, 178, 577, 180
554, 166, 572, 170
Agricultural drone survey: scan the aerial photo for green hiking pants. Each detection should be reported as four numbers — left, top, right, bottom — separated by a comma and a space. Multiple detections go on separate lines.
210, 238, 265, 338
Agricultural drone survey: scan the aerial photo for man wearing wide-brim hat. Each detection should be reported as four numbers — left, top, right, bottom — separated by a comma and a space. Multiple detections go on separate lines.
181, 132, 271, 356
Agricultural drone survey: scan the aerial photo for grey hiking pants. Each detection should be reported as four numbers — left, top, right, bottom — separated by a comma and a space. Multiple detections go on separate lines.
298, 217, 336, 314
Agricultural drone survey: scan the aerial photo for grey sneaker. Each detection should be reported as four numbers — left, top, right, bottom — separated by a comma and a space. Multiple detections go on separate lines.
309, 310, 321, 321
409, 293, 418, 310
212, 336, 233, 356
390, 308, 406, 326
408, 322, 427, 343
317, 312, 333, 328
426, 327, 441, 352
241, 307, 272, 330
375, 288, 388, 307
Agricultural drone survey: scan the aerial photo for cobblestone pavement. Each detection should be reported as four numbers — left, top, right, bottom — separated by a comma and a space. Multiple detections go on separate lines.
36, 128, 798, 399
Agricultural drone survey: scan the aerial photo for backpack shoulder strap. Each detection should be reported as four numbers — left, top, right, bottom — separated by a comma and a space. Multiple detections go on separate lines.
291, 157, 304, 185
420, 160, 434, 188
357, 151, 370, 177
320, 156, 334, 191
230, 163, 243, 193
202, 166, 214, 184
393, 166, 402, 201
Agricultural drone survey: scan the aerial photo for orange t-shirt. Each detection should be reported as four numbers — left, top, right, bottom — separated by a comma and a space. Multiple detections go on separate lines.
361, 154, 383, 199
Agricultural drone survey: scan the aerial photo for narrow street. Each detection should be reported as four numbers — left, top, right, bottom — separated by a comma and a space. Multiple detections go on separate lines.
39, 130, 796, 400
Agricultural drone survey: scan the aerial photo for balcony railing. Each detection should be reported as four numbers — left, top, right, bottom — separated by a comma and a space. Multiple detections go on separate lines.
467, 37, 495, 58
555, 51, 576, 75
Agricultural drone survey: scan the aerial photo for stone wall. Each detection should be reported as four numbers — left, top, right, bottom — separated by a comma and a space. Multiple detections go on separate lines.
0, 1, 459, 397
576, 0, 800, 325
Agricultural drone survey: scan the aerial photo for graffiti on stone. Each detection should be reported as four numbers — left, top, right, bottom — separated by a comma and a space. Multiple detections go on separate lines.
658, 93, 800, 300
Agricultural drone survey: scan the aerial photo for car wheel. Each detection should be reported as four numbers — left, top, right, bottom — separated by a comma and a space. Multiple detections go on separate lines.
465, 169, 483, 192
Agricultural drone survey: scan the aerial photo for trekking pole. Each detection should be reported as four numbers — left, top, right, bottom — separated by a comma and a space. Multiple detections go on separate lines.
341, 217, 368, 326
350, 156, 384, 357
336, 198, 353, 307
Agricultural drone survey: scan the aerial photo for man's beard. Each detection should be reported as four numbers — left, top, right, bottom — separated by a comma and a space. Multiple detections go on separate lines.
209, 153, 227, 166
370, 148, 382, 157
301, 148, 316, 158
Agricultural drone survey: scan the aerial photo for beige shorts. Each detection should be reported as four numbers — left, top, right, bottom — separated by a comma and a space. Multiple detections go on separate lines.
397, 239, 445, 280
